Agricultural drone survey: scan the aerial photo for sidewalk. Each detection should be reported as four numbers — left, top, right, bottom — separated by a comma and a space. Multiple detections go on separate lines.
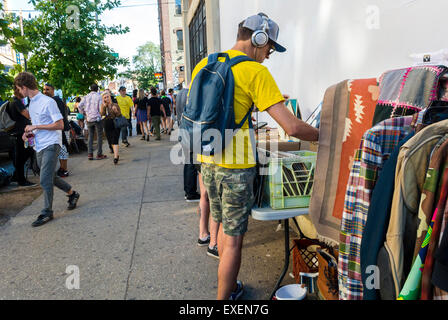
0, 130, 295, 300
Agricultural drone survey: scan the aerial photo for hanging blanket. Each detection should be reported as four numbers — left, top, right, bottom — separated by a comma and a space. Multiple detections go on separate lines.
309, 78, 379, 244
372, 65, 448, 126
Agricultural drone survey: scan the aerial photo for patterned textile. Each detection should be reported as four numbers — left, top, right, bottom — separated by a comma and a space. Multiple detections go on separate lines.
309, 79, 378, 244
384, 120, 448, 299
421, 163, 448, 299
78, 91, 102, 122
372, 65, 448, 126
414, 136, 448, 258
398, 208, 437, 300
58, 144, 69, 160
360, 132, 414, 300
338, 116, 414, 300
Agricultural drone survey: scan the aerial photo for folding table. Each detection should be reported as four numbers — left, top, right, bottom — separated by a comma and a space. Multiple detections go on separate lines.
251, 205, 309, 300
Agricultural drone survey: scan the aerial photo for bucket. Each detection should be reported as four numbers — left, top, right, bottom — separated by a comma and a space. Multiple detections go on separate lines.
274, 284, 307, 300
299, 272, 319, 294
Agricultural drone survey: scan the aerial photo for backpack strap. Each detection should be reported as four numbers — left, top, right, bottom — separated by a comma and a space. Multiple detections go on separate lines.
229, 55, 255, 67
208, 52, 230, 63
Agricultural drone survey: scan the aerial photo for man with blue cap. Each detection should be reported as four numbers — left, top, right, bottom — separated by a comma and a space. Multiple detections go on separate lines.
191, 13, 319, 300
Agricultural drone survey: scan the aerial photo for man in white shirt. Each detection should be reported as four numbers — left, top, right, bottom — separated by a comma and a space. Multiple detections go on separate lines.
14, 72, 80, 227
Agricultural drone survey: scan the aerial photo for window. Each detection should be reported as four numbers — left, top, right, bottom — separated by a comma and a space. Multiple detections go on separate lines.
176, 29, 183, 51
175, 0, 182, 15
189, 0, 207, 70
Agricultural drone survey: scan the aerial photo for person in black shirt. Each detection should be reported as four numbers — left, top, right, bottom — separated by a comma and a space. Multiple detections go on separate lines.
148, 87, 166, 141
160, 90, 172, 134
8, 87, 36, 186
43, 84, 70, 178
134, 89, 150, 141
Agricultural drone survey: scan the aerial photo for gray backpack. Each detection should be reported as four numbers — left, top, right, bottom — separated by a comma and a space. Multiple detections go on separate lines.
0, 101, 15, 132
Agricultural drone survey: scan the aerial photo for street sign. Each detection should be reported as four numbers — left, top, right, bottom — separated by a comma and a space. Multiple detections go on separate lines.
111, 52, 119, 58
16, 53, 21, 64
154, 72, 163, 80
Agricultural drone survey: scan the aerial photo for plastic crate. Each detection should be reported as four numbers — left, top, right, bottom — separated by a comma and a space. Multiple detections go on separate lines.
264, 150, 316, 209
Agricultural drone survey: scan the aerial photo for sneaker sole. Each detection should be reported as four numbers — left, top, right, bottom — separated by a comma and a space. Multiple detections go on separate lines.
207, 251, 220, 260
197, 242, 210, 247
186, 199, 200, 203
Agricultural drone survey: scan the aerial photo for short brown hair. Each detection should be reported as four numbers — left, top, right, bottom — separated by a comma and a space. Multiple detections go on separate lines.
237, 21, 253, 41
14, 72, 38, 90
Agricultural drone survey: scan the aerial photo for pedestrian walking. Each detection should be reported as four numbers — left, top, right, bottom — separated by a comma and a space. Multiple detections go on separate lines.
14, 72, 80, 227
116, 86, 133, 146
43, 84, 71, 177
147, 87, 166, 141
78, 84, 107, 160
100, 92, 121, 165
168, 88, 176, 130
160, 90, 172, 134
134, 89, 150, 141
188, 13, 319, 300
8, 86, 35, 187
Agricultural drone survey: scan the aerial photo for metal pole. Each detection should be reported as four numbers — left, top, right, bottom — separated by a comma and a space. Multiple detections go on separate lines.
19, 10, 27, 71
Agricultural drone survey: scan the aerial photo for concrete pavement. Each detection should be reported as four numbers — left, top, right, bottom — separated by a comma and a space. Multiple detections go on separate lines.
0, 130, 295, 300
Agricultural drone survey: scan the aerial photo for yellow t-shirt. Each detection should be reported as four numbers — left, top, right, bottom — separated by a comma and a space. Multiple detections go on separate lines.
116, 95, 134, 120
191, 50, 284, 169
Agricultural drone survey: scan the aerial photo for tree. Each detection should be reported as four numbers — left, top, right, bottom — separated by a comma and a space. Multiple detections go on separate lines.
0, 4, 31, 100
120, 41, 161, 90
23, 0, 129, 99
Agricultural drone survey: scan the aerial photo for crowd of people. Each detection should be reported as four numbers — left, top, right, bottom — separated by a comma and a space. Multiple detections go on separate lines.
6, 72, 178, 227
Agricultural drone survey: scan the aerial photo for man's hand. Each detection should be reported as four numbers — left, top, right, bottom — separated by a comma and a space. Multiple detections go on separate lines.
25, 125, 37, 133
22, 132, 28, 142
267, 102, 319, 142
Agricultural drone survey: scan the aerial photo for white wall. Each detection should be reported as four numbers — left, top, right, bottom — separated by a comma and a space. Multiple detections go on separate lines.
219, 0, 448, 123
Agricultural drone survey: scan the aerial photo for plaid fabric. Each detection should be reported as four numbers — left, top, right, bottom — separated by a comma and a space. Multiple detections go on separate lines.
338, 116, 414, 300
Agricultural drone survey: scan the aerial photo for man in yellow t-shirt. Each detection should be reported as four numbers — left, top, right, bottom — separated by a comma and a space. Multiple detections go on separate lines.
116, 86, 134, 147
191, 13, 319, 300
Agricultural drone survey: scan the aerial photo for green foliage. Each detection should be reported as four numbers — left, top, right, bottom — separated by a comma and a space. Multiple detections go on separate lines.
121, 41, 161, 90
24, 0, 130, 99
0, 3, 31, 100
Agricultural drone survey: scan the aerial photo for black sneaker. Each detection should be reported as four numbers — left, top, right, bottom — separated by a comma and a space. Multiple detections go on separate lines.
207, 245, 219, 259
229, 281, 244, 300
18, 180, 37, 187
67, 191, 80, 210
32, 214, 54, 227
57, 169, 69, 178
185, 193, 200, 203
198, 235, 210, 247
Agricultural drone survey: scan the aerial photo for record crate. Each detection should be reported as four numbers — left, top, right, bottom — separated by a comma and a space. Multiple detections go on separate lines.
264, 150, 316, 209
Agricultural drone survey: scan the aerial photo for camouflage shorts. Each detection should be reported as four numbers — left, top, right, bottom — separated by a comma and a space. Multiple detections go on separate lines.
201, 164, 256, 236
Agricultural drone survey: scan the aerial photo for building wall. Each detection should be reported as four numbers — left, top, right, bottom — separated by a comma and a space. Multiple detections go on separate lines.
168, 1, 185, 87
218, 0, 448, 120
159, 0, 185, 90
183, 0, 448, 126
158, 0, 173, 89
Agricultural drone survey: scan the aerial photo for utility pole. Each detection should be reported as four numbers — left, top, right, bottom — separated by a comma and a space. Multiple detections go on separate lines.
19, 10, 27, 71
